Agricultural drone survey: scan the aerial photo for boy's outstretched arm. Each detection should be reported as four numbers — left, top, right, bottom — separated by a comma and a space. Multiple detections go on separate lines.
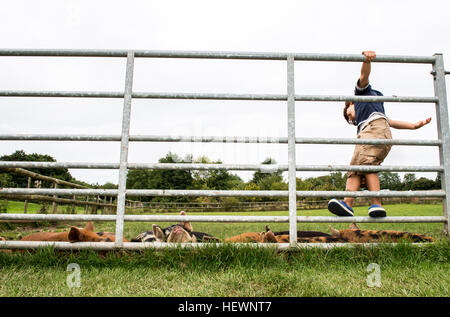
388, 117, 432, 130
358, 51, 376, 88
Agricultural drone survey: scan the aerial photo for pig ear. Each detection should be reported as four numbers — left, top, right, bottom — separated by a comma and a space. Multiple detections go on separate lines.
68, 227, 82, 242
165, 230, 176, 243
84, 222, 95, 231
329, 225, 340, 237
349, 222, 360, 230
263, 231, 277, 243
183, 222, 193, 232
265, 225, 271, 232
178, 210, 193, 232
152, 224, 165, 241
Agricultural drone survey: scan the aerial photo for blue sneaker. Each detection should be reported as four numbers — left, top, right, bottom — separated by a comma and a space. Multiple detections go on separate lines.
328, 199, 354, 216
368, 204, 386, 217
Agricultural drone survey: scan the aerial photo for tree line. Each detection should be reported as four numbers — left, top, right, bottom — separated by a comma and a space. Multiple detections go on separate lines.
0, 150, 442, 204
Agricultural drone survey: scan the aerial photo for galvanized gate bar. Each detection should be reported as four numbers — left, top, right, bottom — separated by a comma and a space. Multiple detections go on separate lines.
1, 188, 445, 198
292, 137, 441, 146
287, 55, 297, 246
0, 49, 436, 63
0, 161, 443, 172
125, 164, 443, 172
432, 54, 450, 234
0, 240, 436, 251
0, 134, 442, 146
0, 90, 438, 103
133, 93, 438, 103
0, 90, 124, 98
0, 213, 445, 223
114, 52, 134, 247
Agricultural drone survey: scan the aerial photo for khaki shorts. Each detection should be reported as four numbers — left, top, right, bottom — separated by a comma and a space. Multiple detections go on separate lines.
348, 118, 392, 181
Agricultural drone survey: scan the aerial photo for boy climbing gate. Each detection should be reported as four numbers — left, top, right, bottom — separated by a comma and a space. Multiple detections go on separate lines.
328, 51, 432, 218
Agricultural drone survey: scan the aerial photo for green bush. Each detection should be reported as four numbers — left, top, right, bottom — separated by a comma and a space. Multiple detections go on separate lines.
220, 197, 240, 211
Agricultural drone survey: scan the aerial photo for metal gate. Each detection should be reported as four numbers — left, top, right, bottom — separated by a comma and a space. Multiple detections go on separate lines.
0, 49, 448, 250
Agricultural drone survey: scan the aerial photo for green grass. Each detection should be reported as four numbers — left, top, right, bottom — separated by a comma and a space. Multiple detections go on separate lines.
0, 242, 449, 297
3, 200, 95, 214
0, 202, 449, 297
3, 200, 42, 213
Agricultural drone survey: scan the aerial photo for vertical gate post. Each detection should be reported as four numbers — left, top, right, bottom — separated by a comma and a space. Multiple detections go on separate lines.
287, 55, 297, 246
432, 54, 450, 235
115, 51, 135, 247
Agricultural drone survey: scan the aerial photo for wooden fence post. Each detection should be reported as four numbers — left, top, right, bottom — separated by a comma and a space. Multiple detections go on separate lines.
51, 183, 58, 213
95, 195, 99, 214
24, 177, 31, 213
85, 196, 89, 214
71, 195, 76, 214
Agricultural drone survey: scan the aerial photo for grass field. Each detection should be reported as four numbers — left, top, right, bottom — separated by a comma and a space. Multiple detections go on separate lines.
3, 200, 96, 215
0, 202, 449, 297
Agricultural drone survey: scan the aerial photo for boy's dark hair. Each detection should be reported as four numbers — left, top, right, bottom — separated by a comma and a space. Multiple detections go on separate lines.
343, 101, 352, 123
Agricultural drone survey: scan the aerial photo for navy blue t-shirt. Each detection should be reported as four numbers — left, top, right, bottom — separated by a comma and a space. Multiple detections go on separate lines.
354, 81, 387, 134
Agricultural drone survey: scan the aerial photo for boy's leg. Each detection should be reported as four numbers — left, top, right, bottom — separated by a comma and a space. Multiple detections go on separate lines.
344, 174, 361, 208
365, 173, 381, 206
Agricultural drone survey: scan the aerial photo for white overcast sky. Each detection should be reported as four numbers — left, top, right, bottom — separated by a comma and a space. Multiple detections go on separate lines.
0, 0, 449, 185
